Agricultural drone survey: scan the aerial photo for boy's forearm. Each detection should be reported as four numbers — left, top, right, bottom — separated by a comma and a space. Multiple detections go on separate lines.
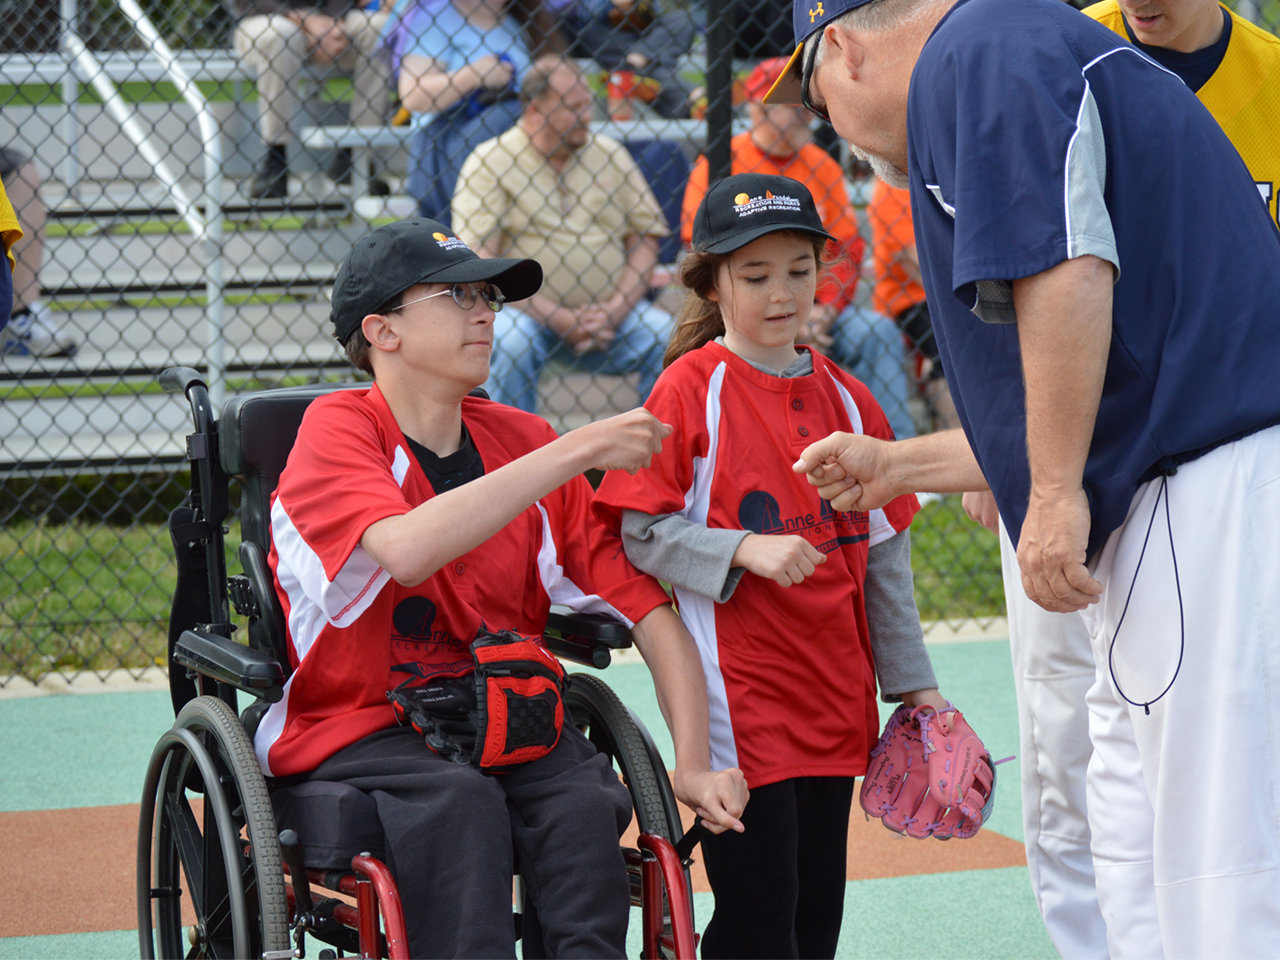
629, 603, 713, 774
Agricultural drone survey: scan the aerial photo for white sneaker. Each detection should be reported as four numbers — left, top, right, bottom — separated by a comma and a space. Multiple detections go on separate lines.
2, 302, 78, 358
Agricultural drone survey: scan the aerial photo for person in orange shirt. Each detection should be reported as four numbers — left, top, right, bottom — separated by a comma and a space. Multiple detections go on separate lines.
680, 57, 914, 438
866, 180, 957, 431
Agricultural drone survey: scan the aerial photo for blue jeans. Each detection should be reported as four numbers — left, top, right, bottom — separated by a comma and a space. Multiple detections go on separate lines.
406, 98, 522, 228
827, 304, 915, 440
485, 302, 672, 413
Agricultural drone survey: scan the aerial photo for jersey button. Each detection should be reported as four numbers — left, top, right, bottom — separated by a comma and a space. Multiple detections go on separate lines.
798, 426, 809, 437
454, 563, 466, 575
791, 398, 804, 410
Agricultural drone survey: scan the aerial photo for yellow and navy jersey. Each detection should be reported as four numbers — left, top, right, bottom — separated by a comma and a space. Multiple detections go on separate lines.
0, 178, 18, 270
1087, 1, 1280, 226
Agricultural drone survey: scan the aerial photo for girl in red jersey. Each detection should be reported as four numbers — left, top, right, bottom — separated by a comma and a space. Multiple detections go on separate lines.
593, 173, 949, 960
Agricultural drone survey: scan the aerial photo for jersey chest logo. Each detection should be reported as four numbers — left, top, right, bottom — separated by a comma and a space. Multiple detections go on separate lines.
737, 490, 869, 554
1257, 181, 1277, 226
391, 596, 466, 654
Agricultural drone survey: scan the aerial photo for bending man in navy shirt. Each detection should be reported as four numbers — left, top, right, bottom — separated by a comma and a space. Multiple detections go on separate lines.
771, 0, 1280, 955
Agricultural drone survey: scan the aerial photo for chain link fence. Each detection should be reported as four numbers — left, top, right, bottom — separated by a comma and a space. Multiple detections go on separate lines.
18, 0, 1251, 685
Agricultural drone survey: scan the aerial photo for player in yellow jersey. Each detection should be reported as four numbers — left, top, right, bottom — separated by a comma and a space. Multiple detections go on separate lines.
0, 176, 18, 333
1087, 0, 1280, 222
955, 2, 1280, 957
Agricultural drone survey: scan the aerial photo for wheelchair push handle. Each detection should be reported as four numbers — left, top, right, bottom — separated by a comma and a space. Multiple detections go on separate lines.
159, 366, 217, 437
159, 366, 207, 399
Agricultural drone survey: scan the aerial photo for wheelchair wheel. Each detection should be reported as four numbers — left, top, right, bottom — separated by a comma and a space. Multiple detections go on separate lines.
137, 695, 290, 959
564, 672, 679, 841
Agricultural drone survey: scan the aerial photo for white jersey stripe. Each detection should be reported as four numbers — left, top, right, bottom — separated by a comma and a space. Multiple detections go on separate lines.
260, 498, 393, 774
391, 445, 411, 487
674, 583, 739, 772
271, 497, 390, 630
253, 674, 293, 776
533, 502, 634, 626
675, 361, 738, 770
826, 370, 897, 547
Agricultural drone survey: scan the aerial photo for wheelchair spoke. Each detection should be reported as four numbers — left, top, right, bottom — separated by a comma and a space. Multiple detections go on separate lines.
165, 792, 206, 913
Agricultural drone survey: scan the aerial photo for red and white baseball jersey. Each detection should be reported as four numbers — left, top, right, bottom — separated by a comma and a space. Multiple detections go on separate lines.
594, 343, 918, 788
258, 384, 669, 777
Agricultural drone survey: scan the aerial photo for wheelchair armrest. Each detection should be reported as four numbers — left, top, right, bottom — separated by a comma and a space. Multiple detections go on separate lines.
543, 610, 632, 670
174, 629, 286, 702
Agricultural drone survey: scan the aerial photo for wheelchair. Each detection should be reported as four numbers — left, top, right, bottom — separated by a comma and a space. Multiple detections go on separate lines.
137, 367, 700, 959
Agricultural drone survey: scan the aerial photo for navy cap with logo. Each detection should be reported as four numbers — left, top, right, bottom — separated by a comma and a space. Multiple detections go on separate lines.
762, 0, 878, 106
329, 218, 542, 345
691, 173, 836, 255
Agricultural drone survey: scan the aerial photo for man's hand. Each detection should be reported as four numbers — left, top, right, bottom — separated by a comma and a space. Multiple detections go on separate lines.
792, 432, 898, 512
1016, 487, 1102, 612
294, 13, 349, 63
797, 302, 837, 348
673, 767, 749, 834
731, 534, 826, 587
570, 304, 617, 355
572, 407, 671, 474
962, 489, 1000, 534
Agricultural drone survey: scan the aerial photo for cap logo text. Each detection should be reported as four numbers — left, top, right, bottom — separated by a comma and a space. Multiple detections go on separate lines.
731, 190, 803, 218
432, 231, 470, 252
809, 2, 824, 22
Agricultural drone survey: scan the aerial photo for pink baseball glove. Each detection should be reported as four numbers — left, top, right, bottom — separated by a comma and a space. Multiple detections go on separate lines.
860, 702, 998, 840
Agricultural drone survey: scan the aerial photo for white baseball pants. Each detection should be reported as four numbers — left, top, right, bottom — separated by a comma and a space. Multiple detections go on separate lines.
1081, 423, 1280, 960
1000, 527, 1110, 959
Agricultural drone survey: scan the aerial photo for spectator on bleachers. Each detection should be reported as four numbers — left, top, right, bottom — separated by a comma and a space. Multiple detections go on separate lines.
679, 57, 914, 438
0, 151, 76, 358
866, 180, 958, 432
549, 0, 701, 119
0, 172, 15, 334
232, 0, 391, 198
395, 0, 532, 224
453, 56, 672, 412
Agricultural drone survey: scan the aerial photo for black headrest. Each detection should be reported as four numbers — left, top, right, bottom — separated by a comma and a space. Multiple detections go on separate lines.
220, 383, 368, 550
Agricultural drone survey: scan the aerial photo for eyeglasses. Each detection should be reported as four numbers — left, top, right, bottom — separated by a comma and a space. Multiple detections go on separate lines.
800, 41, 831, 123
394, 282, 506, 314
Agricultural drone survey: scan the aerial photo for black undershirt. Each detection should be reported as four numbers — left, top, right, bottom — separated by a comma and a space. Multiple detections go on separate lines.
404, 425, 486, 494
1121, 5, 1231, 93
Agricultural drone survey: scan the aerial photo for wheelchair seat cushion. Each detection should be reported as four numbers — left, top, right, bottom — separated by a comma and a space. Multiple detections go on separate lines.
270, 779, 387, 869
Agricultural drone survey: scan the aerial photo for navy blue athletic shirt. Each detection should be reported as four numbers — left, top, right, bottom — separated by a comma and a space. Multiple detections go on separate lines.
907, 0, 1280, 557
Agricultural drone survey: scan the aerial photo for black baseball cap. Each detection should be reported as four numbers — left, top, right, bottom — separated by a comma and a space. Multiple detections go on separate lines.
691, 173, 836, 255
329, 218, 543, 344
763, 0, 878, 105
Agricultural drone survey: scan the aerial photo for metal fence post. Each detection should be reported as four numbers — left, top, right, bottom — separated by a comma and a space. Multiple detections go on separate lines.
58, 0, 80, 195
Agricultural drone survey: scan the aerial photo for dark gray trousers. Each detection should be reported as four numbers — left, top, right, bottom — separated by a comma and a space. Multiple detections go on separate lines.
307, 723, 632, 959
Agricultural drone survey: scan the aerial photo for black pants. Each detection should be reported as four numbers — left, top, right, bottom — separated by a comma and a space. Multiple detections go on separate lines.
307, 723, 632, 959
700, 776, 855, 960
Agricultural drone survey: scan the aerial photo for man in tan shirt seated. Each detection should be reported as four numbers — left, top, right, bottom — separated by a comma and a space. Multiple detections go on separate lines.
452, 56, 672, 412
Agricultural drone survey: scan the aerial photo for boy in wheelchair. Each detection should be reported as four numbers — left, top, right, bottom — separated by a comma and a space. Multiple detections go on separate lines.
261, 218, 748, 957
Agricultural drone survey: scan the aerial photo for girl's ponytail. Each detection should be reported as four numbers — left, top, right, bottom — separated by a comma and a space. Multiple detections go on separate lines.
664, 249, 726, 368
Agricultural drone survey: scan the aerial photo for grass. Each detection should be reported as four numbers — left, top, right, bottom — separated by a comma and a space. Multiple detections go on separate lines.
910, 496, 1005, 624
0, 496, 1002, 685
0, 77, 355, 107
46, 215, 318, 239
0, 518, 240, 680
0, 372, 351, 403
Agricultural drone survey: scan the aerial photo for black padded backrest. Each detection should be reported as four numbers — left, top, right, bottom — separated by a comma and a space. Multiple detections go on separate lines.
220, 383, 368, 552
